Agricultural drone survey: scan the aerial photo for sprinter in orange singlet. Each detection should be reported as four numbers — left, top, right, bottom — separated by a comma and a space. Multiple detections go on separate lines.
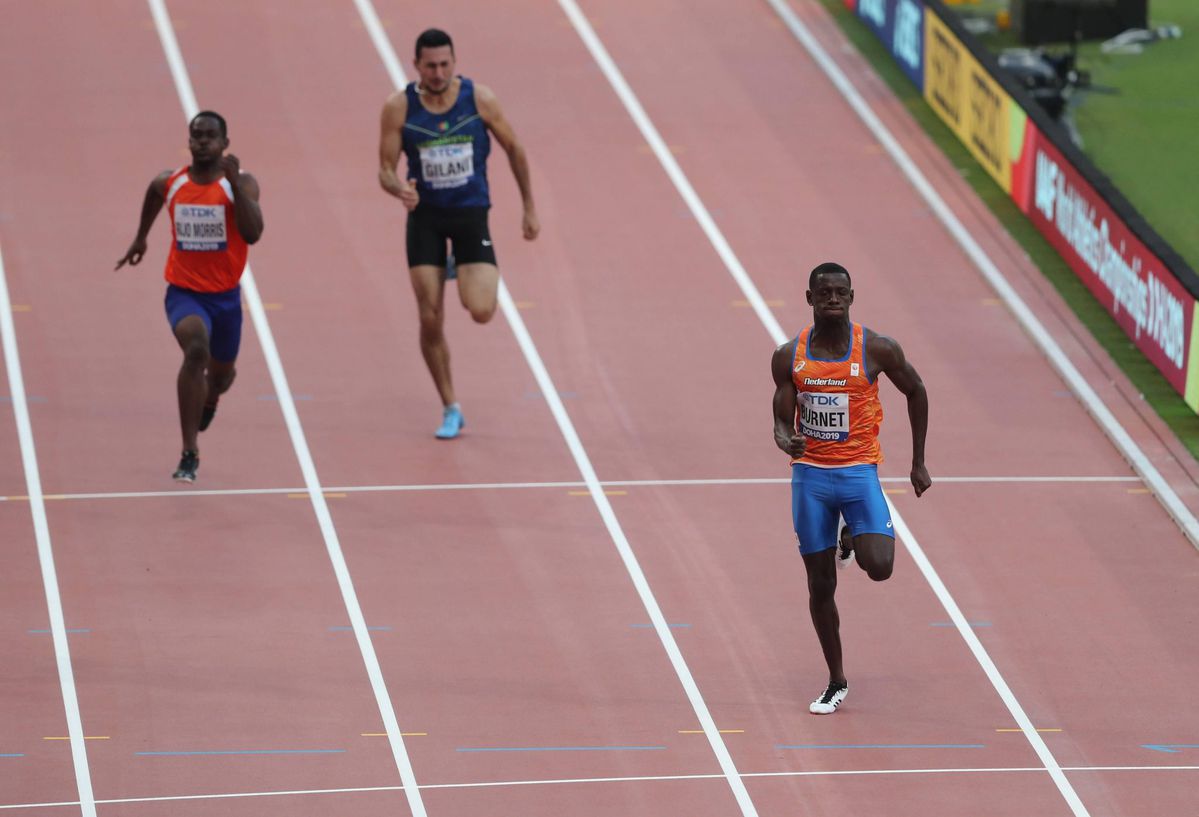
771, 262, 930, 715
116, 111, 263, 483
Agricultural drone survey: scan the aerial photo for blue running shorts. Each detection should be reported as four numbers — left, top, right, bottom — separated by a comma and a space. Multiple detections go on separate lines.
164, 284, 243, 363
791, 463, 894, 555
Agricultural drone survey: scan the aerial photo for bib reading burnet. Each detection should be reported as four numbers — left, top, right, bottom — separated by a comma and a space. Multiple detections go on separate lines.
791, 323, 883, 467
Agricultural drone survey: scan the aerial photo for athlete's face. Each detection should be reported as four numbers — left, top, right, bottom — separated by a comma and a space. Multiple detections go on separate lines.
188, 117, 227, 164
807, 272, 853, 320
415, 45, 455, 95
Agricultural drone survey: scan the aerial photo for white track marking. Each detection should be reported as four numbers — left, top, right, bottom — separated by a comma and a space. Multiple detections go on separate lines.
144, 3, 425, 815
561, 0, 1093, 814
0, 248, 97, 817
0, 475, 1141, 504
888, 503, 1089, 813
351, 4, 759, 815
2, 762, 1194, 811
763, 0, 1199, 553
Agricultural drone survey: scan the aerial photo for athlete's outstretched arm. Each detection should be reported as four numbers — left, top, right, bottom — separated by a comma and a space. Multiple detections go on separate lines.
475, 83, 539, 241
772, 341, 806, 459
377, 93, 419, 210
115, 171, 170, 270
220, 155, 264, 245
869, 334, 931, 496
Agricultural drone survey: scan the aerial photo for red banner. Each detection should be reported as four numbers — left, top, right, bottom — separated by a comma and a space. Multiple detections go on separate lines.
1025, 132, 1193, 393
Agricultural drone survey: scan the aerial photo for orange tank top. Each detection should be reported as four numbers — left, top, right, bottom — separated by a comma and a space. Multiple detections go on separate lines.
791, 322, 883, 467
163, 167, 248, 293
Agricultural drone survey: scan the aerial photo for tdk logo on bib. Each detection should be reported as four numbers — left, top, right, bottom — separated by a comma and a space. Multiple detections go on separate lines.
799, 391, 850, 442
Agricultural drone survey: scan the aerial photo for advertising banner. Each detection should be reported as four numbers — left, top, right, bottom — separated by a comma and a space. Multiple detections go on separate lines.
1028, 133, 1195, 396
923, 12, 1011, 191
853, 0, 926, 88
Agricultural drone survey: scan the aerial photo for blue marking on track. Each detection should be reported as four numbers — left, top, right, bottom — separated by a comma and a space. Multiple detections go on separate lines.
1143, 744, 1199, 753
777, 743, 985, 750
136, 749, 345, 757
630, 623, 691, 628
1, 753, 24, 758
27, 628, 90, 634
456, 745, 666, 753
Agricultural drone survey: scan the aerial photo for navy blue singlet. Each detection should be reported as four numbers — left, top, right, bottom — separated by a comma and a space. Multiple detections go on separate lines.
402, 77, 491, 209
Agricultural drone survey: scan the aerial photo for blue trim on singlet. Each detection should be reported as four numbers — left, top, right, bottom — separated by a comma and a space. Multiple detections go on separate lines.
402, 77, 491, 208
802, 323, 855, 363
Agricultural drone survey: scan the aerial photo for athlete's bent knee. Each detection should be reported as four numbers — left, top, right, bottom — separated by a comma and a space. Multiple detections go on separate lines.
865, 561, 893, 582
468, 304, 496, 324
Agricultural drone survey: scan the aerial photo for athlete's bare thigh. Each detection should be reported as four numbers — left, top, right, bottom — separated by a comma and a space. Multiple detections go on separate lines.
455, 262, 499, 322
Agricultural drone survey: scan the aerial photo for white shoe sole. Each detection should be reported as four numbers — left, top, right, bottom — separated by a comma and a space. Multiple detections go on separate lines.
809, 686, 848, 714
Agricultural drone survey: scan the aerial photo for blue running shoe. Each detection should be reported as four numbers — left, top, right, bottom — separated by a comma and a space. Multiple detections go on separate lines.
444, 254, 458, 281
435, 404, 465, 439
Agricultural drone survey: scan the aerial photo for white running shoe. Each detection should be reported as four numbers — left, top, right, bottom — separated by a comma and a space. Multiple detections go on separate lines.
809, 681, 848, 715
836, 525, 855, 571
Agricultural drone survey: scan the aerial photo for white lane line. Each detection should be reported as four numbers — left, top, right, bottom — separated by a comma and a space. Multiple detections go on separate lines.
889, 503, 1092, 814
561, 1, 1091, 814
557, 0, 788, 344
0, 249, 97, 817
144, 3, 425, 816
763, 0, 1199, 553
352, 4, 758, 815
0, 475, 1143, 503
2, 762, 1195, 810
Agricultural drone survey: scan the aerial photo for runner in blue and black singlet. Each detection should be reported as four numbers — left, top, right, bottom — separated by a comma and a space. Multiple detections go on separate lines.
401, 75, 496, 268
378, 28, 540, 440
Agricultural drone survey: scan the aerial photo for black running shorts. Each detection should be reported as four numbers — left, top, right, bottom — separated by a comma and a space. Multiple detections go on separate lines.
406, 206, 497, 268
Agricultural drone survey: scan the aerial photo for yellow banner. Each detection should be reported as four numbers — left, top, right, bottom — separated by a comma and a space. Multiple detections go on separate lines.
924, 12, 1011, 192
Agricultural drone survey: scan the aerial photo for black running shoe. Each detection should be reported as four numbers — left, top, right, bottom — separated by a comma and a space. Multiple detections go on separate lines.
809, 680, 848, 715
837, 524, 855, 571
199, 402, 217, 432
172, 450, 199, 483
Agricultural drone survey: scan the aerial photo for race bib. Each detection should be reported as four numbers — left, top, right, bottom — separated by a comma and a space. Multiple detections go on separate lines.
420, 139, 474, 189
175, 204, 227, 251
799, 391, 850, 441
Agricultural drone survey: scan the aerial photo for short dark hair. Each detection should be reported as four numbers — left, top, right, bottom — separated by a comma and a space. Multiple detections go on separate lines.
415, 28, 453, 59
189, 110, 227, 138
808, 261, 851, 290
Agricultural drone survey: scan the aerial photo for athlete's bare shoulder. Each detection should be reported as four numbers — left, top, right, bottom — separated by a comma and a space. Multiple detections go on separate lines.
473, 82, 503, 119
381, 89, 408, 120
864, 327, 900, 356
864, 328, 915, 382
236, 170, 261, 201
149, 169, 173, 196
772, 338, 798, 384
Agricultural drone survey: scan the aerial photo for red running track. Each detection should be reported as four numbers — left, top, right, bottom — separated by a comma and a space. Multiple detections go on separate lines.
1, 1, 1197, 815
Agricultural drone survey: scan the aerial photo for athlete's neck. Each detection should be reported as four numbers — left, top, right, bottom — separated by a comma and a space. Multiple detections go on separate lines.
188, 159, 223, 184
809, 317, 852, 355
417, 77, 461, 113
